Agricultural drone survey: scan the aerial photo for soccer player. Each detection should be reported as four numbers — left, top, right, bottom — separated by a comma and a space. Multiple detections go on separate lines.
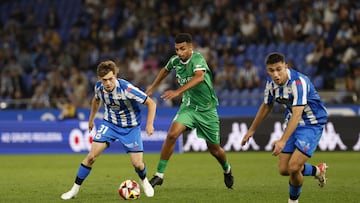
145, 33, 234, 189
241, 52, 328, 203
61, 60, 156, 200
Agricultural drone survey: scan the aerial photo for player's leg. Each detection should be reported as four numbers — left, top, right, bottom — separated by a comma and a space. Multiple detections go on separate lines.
129, 152, 154, 197
117, 125, 154, 196
160, 122, 187, 160
198, 108, 233, 188
278, 153, 292, 175
150, 121, 187, 187
287, 149, 309, 202
61, 141, 107, 200
292, 125, 328, 187
207, 142, 234, 189
284, 125, 327, 202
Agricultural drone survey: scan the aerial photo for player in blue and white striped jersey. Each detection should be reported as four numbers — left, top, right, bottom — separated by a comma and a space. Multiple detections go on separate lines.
241, 53, 328, 203
61, 60, 156, 200
94, 76, 145, 128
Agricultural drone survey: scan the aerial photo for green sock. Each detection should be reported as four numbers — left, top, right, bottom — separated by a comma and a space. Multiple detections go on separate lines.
222, 160, 230, 172
157, 159, 168, 173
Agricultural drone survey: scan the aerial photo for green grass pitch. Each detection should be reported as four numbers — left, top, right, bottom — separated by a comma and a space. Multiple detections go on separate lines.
0, 152, 359, 203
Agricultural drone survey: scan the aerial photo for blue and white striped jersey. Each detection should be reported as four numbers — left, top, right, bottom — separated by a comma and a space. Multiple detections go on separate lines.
264, 68, 328, 125
94, 79, 147, 128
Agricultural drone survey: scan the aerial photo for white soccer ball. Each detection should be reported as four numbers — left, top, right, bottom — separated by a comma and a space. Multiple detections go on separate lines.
118, 180, 141, 200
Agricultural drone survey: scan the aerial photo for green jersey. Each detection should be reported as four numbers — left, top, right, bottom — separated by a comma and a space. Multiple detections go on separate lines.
165, 51, 218, 111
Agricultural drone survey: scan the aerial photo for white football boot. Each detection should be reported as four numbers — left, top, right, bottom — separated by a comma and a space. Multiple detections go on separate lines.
140, 177, 154, 197
60, 184, 80, 200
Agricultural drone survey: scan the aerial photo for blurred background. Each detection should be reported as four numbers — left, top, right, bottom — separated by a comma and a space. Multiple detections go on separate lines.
0, 0, 359, 154
0, 0, 359, 110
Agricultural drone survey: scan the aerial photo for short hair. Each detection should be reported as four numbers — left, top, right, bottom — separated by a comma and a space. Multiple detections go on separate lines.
175, 33, 192, 43
265, 52, 285, 65
97, 60, 117, 77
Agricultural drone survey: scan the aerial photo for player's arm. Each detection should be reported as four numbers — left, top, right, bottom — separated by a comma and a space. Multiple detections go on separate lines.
88, 96, 101, 132
272, 105, 304, 156
146, 67, 170, 96
161, 69, 204, 100
143, 96, 157, 135
241, 103, 273, 146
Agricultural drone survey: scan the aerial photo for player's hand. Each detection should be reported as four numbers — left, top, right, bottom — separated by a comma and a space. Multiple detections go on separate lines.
88, 122, 94, 132
271, 140, 285, 156
146, 125, 154, 136
241, 131, 254, 146
161, 90, 180, 100
145, 88, 153, 96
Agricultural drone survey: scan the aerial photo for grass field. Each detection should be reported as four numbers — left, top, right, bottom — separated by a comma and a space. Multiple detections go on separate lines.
1, 151, 359, 203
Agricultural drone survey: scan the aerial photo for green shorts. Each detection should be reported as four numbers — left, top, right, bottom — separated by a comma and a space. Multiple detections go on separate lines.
173, 105, 220, 144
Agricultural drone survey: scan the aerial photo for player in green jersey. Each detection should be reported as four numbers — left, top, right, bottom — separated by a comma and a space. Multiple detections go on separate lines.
146, 33, 233, 189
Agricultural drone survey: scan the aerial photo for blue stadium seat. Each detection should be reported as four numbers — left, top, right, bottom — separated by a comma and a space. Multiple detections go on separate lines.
234, 54, 245, 67
313, 75, 324, 89
276, 42, 286, 53
218, 89, 231, 106
265, 43, 276, 53
238, 89, 250, 106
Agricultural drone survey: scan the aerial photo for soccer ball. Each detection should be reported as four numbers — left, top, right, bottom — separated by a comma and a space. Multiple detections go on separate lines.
118, 180, 140, 200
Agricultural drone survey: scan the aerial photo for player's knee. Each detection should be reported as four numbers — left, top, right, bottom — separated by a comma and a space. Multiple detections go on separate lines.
132, 162, 143, 170
166, 131, 179, 142
86, 154, 98, 165
131, 158, 144, 169
208, 145, 223, 156
279, 169, 289, 176
278, 166, 289, 176
287, 164, 301, 175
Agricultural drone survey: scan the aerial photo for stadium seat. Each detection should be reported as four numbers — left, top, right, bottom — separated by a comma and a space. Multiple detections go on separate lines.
238, 89, 250, 106
265, 43, 276, 53
313, 75, 324, 89
219, 89, 231, 106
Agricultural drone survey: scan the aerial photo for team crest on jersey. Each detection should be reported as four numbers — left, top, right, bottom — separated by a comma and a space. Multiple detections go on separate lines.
287, 87, 292, 93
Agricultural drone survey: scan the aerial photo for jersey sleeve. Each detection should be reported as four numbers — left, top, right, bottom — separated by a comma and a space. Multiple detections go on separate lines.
94, 81, 102, 100
192, 53, 207, 72
264, 80, 274, 105
291, 77, 307, 106
165, 55, 177, 71
125, 83, 147, 104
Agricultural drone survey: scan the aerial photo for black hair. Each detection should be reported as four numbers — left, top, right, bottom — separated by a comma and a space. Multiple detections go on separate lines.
175, 33, 192, 43
265, 52, 285, 65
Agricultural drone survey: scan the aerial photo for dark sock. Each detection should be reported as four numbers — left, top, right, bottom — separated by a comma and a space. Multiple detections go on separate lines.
75, 164, 91, 185
135, 165, 147, 180
289, 183, 302, 200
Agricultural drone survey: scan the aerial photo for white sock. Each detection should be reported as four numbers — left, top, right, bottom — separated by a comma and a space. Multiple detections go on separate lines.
315, 166, 320, 176
72, 183, 80, 191
155, 172, 164, 179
